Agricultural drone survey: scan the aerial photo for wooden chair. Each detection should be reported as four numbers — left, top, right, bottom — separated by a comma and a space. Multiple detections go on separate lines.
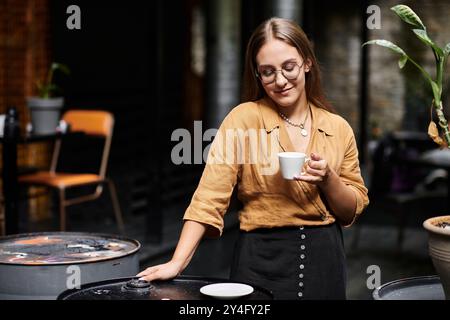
19, 110, 125, 233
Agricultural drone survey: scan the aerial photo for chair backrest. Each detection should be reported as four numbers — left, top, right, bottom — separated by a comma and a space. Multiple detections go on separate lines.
63, 110, 113, 137
51, 110, 114, 179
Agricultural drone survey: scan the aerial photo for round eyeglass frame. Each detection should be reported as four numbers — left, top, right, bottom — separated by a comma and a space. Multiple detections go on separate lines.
255, 61, 304, 84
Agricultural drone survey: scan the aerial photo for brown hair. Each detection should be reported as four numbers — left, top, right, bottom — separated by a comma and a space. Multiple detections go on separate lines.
242, 17, 334, 113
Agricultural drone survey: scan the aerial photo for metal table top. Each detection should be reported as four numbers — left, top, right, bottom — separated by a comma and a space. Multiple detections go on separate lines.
58, 276, 273, 300
373, 275, 445, 300
0, 232, 140, 265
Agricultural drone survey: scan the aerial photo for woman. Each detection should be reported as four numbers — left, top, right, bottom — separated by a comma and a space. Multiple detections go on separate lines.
138, 17, 369, 300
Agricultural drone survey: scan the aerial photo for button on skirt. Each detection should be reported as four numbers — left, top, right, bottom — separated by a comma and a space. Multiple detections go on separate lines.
230, 223, 346, 300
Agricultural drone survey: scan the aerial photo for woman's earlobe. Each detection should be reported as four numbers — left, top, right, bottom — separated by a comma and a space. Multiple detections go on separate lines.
305, 60, 312, 73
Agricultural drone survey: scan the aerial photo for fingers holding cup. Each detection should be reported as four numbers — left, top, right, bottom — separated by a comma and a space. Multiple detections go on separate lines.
294, 153, 330, 184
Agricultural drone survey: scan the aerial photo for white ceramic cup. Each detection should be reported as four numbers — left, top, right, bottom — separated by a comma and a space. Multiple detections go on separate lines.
278, 152, 310, 180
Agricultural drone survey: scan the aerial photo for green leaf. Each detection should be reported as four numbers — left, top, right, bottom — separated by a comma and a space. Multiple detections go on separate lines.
413, 29, 444, 57
39, 86, 50, 98
52, 62, 71, 75
391, 5, 426, 30
398, 55, 408, 69
363, 40, 407, 56
444, 42, 450, 57
46, 84, 58, 91
431, 81, 440, 101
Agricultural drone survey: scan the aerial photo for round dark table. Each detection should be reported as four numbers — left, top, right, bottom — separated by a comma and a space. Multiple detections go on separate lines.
58, 276, 273, 300
373, 275, 445, 300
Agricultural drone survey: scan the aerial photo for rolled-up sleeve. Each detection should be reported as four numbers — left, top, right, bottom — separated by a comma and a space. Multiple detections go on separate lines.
183, 112, 241, 238
339, 125, 369, 227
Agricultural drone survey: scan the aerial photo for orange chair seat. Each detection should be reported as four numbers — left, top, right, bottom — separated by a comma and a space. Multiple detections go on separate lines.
19, 172, 103, 188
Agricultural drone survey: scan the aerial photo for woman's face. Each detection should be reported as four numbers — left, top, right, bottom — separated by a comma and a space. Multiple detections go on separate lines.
256, 39, 310, 109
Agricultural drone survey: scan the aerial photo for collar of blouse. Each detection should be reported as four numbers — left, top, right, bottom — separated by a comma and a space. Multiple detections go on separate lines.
259, 97, 335, 137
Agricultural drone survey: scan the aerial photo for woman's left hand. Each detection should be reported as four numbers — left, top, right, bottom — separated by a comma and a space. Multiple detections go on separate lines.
294, 153, 331, 187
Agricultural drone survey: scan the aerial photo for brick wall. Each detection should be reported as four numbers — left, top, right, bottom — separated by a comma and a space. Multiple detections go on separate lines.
0, 0, 52, 224
315, 3, 361, 132
0, 0, 51, 124
366, 0, 405, 134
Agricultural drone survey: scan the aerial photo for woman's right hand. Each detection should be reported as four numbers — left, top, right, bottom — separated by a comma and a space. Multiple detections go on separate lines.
136, 260, 183, 282
137, 220, 206, 282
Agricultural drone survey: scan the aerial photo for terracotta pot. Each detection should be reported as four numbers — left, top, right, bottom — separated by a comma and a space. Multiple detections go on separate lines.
423, 215, 450, 300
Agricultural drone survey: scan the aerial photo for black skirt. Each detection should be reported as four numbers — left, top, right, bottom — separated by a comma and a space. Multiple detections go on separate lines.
230, 223, 347, 300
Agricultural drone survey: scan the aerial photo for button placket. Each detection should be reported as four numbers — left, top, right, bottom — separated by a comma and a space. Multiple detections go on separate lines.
298, 226, 306, 299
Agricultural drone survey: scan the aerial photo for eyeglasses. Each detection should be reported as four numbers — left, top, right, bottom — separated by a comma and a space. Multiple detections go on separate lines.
256, 61, 303, 84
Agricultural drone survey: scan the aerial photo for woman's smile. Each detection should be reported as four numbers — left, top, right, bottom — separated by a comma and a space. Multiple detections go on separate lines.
274, 86, 293, 95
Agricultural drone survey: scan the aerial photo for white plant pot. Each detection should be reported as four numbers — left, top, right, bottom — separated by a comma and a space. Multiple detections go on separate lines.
423, 215, 450, 300
27, 97, 64, 135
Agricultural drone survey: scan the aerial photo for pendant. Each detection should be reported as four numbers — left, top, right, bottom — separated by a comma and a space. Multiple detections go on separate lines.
300, 128, 308, 137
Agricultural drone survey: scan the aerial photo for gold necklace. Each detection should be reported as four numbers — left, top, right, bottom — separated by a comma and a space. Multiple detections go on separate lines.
279, 103, 310, 137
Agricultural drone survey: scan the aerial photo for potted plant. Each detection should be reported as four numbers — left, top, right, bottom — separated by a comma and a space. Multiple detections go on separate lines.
27, 62, 70, 134
364, 4, 450, 299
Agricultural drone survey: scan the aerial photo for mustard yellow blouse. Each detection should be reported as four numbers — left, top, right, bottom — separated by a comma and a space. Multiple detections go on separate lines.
183, 98, 369, 237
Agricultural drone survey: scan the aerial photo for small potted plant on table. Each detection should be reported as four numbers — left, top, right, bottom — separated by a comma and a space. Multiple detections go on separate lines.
27, 62, 70, 135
